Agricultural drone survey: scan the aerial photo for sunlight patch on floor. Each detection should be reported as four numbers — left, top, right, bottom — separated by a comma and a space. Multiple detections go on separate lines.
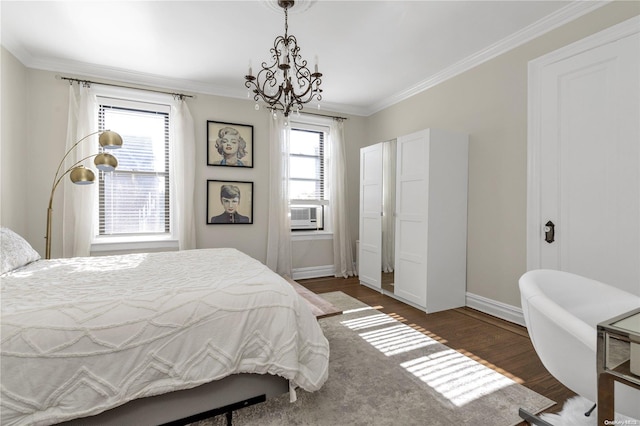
358, 324, 439, 356
340, 313, 397, 330
342, 306, 376, 315
339, 300, 521, 405
401, 348, 514, 407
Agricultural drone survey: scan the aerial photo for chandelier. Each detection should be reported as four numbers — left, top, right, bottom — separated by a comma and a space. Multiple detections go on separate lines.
245, 0, 322, 117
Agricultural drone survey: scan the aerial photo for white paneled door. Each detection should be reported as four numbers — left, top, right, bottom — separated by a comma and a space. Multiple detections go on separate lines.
528, 18, 640, 295
394, 129, 468, 312
359, 143, 383, 290
394, 130, 430, 308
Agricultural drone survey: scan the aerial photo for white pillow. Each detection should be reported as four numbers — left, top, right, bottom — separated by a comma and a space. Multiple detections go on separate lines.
1, 227, 41, 275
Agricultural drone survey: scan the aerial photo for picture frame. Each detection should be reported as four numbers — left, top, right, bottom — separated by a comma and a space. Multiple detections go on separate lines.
207, 180, 254, 225
207, 120, 253, 168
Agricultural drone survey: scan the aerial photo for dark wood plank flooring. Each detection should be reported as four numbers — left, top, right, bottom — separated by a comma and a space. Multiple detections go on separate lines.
285, 277, 342, 318
297, 276, 575, 425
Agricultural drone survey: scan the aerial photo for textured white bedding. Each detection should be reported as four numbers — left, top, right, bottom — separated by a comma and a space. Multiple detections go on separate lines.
0, 248, 329, 426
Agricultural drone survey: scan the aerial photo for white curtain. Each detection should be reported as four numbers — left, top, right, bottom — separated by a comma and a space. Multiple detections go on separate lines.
266, 112, 292, 276
62, 84, 196, 256
170, 98, 196, 250
329, 119, 355, 278
62, 84, 97, 257
381, 139, 396, 273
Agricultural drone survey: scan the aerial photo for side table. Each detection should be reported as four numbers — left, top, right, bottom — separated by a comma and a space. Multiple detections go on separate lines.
597, 308, 640, 425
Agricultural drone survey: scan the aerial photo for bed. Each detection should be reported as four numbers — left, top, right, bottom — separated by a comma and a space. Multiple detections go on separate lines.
0, 228, 330, 426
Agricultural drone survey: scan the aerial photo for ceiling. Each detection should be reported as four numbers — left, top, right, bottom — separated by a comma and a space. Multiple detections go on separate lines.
1, 1, 603, 116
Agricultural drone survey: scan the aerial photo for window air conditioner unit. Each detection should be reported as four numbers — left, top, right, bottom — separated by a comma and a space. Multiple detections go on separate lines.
291, 207, 317, 229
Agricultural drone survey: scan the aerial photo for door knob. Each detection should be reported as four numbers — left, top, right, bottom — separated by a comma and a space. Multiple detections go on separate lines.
544, 221, 555, 244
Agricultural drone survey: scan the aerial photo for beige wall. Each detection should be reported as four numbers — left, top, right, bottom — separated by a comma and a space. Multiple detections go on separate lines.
1, 47, 29, 234
0, 52, 368, 268
2, 1, 638, 310
365, 1, 640, 307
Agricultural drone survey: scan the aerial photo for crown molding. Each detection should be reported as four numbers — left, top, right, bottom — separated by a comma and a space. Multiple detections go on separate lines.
23, 54, 241, 98
17, 51, 371, 116
365, 0, 611, 116
5, 0, 610, 118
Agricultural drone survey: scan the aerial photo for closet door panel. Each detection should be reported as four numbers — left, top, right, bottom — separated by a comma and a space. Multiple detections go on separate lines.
394, 128, 468, 312
394, 131, 429, 307
395, 217, 427, 305
359, 143, 383, 289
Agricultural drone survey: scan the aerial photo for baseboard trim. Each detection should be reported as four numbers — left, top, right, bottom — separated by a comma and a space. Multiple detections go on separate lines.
359, 282, 525, 326
466, 292, 525, 327
299, 273, 526, 326
292, 265, 335, 280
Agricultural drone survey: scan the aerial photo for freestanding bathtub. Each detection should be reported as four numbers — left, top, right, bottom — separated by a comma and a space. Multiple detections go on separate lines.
519, 269, 640, 419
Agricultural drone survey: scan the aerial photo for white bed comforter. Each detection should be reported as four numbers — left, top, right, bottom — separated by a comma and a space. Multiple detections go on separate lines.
0, 248, 329, 426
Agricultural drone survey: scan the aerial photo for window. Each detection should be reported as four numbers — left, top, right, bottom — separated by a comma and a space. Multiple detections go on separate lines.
97, 98, 170, 238
289, 123, 329, 231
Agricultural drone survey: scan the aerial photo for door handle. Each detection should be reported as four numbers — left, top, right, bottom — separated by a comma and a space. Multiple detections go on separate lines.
544, 221, 555, 244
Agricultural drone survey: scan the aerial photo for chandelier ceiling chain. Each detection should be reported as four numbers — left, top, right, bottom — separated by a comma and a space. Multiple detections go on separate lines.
245, 0, 323, 117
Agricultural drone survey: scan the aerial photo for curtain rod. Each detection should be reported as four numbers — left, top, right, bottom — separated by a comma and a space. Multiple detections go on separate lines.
269, 108, 347, 121
57, 76, 346, 119
299, 111, 348, 121
56, 75, 194, 100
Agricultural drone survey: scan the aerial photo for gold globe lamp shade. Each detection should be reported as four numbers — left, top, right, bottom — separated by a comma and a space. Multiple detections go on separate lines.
69, 166, 96, 184
99, 130, 123, 149
94, 152, 118, 172
45, 130, 123, 259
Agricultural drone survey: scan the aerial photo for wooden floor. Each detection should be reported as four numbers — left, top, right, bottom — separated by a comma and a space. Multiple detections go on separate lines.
297, 275, 576, 425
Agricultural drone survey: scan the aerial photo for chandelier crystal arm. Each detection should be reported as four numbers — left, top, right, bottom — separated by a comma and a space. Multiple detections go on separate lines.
252, 65, 285, 101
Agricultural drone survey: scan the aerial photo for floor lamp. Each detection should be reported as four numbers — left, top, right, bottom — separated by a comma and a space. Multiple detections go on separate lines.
45, 130, 123, 259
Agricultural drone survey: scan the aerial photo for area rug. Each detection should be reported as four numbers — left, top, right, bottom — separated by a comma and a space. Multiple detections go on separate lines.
193, 291, 554, 426
540, 396, 639, 425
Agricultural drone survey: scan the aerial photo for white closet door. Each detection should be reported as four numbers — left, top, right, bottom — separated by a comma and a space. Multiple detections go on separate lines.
359, 143, 383, 289
530, 24, 640, 295
394, 130, 429, 307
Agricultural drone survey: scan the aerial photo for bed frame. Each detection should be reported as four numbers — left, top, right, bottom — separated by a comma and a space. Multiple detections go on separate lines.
58, 373, 289, 426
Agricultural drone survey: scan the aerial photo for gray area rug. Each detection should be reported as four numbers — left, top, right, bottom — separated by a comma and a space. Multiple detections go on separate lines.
194, 291, 554, 425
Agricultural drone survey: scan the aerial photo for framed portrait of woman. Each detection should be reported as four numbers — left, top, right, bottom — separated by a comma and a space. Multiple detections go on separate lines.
207, 180, 254, 225
207, 120, 253, 168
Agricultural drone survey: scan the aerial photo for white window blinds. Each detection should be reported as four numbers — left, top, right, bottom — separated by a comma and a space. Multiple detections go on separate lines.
289, 128, 325, 203
289, 123, 328, 231
98, 100, 170, 236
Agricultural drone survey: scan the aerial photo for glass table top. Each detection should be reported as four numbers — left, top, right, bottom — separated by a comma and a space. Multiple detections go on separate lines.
613, 312, 640, 335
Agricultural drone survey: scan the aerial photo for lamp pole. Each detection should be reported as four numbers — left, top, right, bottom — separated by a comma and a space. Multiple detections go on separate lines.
45, 130, 122, 259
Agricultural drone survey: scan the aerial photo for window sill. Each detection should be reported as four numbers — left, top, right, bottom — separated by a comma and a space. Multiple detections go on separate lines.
291, 231, 333, 242
91, 236, 179, 255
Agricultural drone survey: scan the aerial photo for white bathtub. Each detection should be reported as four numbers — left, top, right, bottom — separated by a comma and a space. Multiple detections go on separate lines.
519, 269, 640, 419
